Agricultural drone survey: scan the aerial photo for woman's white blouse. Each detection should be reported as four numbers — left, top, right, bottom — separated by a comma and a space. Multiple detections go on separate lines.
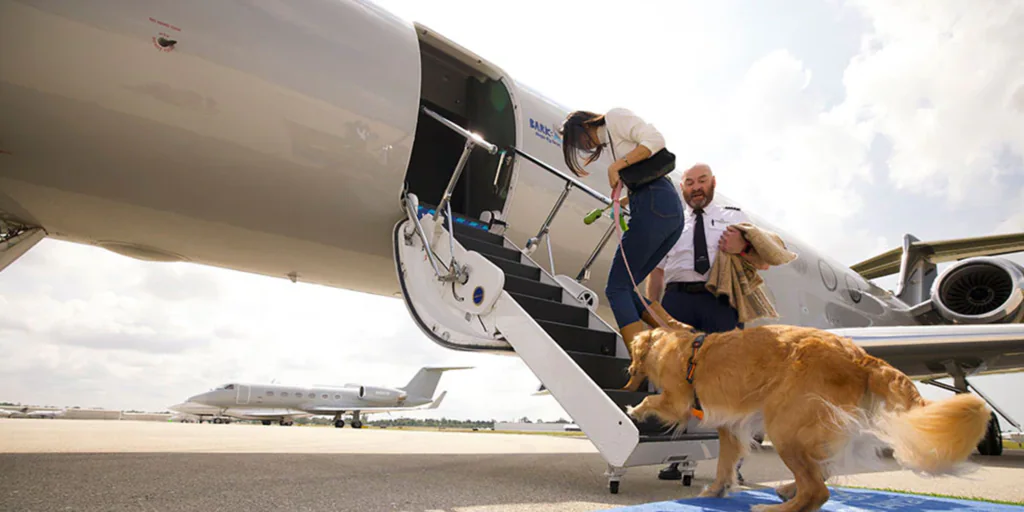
598, 107, 666, 159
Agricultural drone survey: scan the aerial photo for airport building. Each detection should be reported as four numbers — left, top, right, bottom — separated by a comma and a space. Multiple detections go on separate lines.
494, 422, 581, 433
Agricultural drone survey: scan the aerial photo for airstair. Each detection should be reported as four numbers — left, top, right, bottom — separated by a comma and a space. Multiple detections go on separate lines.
393, 107, 719, 493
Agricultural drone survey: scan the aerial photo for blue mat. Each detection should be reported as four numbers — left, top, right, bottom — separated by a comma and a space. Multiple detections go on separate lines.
604, 487, 1023, 511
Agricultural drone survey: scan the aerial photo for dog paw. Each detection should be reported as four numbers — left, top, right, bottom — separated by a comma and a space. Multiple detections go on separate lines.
698, 484, 728, 498
774, 483, 797, 502
624, 404, 646, 420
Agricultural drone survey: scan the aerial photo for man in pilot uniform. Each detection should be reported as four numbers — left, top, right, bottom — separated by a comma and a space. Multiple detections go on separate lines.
645, 162, 766, 482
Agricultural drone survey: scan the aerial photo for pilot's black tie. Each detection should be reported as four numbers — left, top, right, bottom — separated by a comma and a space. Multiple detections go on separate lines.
694, 208, 710, 274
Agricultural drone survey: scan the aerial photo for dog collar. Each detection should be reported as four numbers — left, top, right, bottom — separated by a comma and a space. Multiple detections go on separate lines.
687, 333, 707, 420
685, 333, 706, 384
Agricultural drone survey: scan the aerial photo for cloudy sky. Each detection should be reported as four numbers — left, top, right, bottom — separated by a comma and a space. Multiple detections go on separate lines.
2, 0, 1022, 426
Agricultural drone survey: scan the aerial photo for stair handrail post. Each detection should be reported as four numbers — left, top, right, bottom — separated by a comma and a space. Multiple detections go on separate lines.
402, 193, 446, 280
418, 106, 498, 284
511, 146, 630, 281
434, 138, 475, 222
576, 222, 616, 282
524, 181, 572, 258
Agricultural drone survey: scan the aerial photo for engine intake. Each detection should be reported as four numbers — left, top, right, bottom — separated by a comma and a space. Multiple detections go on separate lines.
931, 257, 1024, 324
357, 385, 403, 402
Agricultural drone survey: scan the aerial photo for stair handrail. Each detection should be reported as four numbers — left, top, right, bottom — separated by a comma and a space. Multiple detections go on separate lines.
510, 147, 628, 282
417, 106, 501, 284
411, 106, 627, 285
421, 106, 499, 156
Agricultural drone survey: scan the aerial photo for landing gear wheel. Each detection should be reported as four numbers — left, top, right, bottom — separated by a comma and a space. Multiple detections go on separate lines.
352, 420, 363, 429
977, 411, 1003, 456
683, 475, 693, 487
334, 419, 345, 428
609, 481, 619, 494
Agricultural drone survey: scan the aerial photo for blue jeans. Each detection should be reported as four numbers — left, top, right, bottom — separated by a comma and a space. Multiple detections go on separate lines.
605, 176, 684, 329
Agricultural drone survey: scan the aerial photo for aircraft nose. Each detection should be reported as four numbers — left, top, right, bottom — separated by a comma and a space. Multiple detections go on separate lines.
188, 392, 214, 404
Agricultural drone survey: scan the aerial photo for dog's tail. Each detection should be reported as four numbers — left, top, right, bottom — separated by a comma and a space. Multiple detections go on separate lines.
865, 358, 990, 475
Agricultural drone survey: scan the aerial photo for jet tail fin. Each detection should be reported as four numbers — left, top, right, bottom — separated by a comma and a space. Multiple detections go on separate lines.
398, 366, 472, 400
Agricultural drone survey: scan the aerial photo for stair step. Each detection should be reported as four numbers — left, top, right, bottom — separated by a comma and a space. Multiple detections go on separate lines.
565, 350, 631, 389
482, 255, 541, 281
510, 293, 589, 327
537, 320, 615, 356
640, 432, 719, 443
604, 390, 674, 435
504, 275, 562, 302
457, 234, 523, 264
451, 219, 505, 246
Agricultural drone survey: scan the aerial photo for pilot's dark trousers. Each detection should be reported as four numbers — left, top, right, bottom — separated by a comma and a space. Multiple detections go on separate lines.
660, 281, 742, 333
659, 281, 745, 480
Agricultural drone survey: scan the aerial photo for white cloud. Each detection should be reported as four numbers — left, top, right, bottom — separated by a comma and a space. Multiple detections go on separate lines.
841, 0, 1024, 207
709, 49, 880, 262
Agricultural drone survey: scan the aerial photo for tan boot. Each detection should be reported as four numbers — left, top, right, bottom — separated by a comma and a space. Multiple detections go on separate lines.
640, 301, 688, 331
619, 320, 648, 391
619, 320, 648, 348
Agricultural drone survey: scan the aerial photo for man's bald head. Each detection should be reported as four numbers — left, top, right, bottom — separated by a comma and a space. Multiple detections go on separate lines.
681, 163, 716, 209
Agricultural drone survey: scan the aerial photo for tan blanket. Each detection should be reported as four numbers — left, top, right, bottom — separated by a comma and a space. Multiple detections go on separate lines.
705, 222, 797, 323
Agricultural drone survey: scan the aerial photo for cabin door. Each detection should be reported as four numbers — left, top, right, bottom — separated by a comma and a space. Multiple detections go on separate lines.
236, 385, 251, 405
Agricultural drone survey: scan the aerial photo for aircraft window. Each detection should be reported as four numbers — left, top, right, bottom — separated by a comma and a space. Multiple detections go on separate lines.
818, 260, 837, 291
321, 394, 328, 399
845, 275, 863, 303
334, 394, 340, 400
281, 392, 288, 397
224, 384, 235, 390
308, 392, 315, 398
267, 391, 274, 396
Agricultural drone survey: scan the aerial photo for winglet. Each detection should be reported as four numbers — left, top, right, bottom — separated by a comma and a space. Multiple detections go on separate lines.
399, 366, 473, 399
427, 390, 447, 409
532, 383, 551, 396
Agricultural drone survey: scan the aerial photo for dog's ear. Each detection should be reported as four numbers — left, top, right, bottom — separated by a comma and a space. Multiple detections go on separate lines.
629, 330, 655, 370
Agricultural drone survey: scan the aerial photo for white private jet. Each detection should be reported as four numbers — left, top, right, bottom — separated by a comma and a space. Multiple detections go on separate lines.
1, 0, 1023, 493
1, 407, 66, 419
182, 366, 461, 428
167, 401, 311, 426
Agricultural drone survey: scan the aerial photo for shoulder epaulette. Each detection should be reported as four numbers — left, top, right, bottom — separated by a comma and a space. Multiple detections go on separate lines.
724, 206, 741, 211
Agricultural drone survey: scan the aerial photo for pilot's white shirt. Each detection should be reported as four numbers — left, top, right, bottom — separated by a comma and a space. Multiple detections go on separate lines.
656, 198, 750, 284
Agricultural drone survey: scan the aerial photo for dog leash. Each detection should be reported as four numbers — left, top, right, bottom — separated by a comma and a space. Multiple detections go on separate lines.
611, 181, 671, 331
612, 180, 707, 422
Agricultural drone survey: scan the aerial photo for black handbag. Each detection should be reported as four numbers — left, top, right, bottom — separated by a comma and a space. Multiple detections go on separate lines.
607, 126, 676, 191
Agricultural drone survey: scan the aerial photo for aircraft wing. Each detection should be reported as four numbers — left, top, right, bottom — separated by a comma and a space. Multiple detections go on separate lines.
302, 391, 449, 415
828, 324, 1024, 380
850, 232, 1024, 279
231, 408, 310, 418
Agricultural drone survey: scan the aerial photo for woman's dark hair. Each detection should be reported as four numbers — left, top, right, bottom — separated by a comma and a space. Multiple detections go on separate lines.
558, 110, 606, 176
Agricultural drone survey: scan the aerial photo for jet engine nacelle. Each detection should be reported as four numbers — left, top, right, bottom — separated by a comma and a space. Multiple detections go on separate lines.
358, 386, 405, 403
931, 257, 1024, 324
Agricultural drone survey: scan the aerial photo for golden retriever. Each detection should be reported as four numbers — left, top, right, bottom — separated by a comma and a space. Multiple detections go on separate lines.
623, 322, 992, 512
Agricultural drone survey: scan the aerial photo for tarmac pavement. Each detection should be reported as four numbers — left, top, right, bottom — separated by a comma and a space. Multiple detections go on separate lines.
1, 419, 1021, 511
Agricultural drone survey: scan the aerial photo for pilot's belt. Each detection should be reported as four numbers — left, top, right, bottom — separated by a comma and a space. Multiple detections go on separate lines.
666, 281, 709, 294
